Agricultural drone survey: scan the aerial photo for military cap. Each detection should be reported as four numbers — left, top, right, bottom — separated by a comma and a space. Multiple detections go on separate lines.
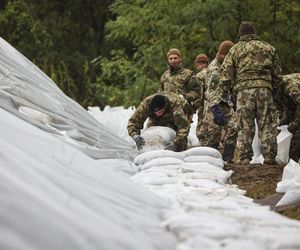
195, 53, 209, 63
167, 48, 182, 58
217, 40, 234, 56
239, 21, 256, 36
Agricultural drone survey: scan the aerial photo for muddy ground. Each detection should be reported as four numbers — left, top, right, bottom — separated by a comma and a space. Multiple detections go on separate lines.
224, 163, 300, 220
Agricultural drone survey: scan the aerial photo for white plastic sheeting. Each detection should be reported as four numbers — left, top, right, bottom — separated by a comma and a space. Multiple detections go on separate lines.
0, 37, 134, 160
0, 107, 176, 250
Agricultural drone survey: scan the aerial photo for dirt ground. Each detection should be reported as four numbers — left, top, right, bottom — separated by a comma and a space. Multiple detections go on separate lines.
224, 163, 300, 220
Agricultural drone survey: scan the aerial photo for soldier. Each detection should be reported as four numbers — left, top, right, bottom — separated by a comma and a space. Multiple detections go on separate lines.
127, 92, 191, 152
278, 73, 300, 162
194, 54, 210, 145
159, 48, 201, 119
199, 41, 237, 163
218, 21, 282, 165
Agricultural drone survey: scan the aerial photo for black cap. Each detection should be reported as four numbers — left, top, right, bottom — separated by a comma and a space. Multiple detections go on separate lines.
149, 95, 166, 112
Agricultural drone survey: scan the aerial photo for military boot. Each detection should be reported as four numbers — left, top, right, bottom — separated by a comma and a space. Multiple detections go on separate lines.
222, 144, 235, 163
263, 158, 276, 165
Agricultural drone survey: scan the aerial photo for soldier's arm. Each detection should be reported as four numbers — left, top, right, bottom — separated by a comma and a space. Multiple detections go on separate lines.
271, 51, 283, 93
214, 51, 235, 106
172, 106, 191, 146
158, 73, 166, 92
127, 100, 149, 137
185, 74, 204, 113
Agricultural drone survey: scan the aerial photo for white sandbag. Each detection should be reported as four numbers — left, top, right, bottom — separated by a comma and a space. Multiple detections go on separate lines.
252, 119, 262, 160
140, 157, 183, 171
181, 162, 222, 173
276, 159, 300, 193
183, 146, 222, 159
183, 156, 224, 168
141, 126, 176, 151
251, 154, 264, 164
130, 171, 179, 186
276, 126, 293, 165
134, 150, 185, 165
187, 114, 199, 148
182, 178, 223, 189
181, 170, 233, 185
276, 186, 300, 207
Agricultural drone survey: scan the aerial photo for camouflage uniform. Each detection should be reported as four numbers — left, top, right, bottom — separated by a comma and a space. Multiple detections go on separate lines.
280, 73, 300, 162
199, 58, 237, 148
219, 34, 282, 162
195, 67, 207, 144
127, 92, 191, 151
159, 65, 201, 114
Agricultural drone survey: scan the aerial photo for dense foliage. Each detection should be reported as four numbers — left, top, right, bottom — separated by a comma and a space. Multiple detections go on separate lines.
0, 0, 299, 108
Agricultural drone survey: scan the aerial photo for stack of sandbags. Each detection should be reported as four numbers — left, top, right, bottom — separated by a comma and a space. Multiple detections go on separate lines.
131, 146, 232, 187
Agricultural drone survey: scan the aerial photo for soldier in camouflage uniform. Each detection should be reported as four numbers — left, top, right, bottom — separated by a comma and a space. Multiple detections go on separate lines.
278, 73, 300, 162
218, 22, 282, 165
199, 41, 238, 162
159, 48, 201, 120
194, 54, 210, 145
127, 91, 191, 152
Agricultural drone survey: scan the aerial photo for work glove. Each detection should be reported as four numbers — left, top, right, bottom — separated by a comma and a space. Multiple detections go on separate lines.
287, 122, 299, 134
133, 135, 145, 150
164, 141, 177, 151
211, 105, 226, 126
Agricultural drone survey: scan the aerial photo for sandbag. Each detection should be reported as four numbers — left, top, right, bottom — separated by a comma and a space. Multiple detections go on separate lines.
134, 150, 185, 165
140, 157, 183, 171
183, 155, 224, 168
183, 147, 222, 159
276, 126, 293, 165
276, 159, 300, 193
141, 126, 176, 151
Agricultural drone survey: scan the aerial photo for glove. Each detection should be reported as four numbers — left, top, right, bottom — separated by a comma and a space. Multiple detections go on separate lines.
211, 105, 226, 126
164, 141, 177, 151
287, 122, 299, 134
133, 135, 145, 150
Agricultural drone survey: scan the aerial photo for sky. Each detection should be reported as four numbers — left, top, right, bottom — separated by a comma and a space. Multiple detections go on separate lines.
1, 36, 300, 250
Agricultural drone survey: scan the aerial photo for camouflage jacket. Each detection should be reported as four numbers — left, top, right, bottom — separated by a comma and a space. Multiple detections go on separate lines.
159, 65, 201, 113
195, 67, 207, 114
280, 73, 300, 126
219, 34, 282, 94
204, 58, 222, 108
127, 92, 191, 145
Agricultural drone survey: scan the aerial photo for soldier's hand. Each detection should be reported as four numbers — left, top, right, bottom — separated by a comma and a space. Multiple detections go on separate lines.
164, 141, 177, 151
211, 105, 226, 126
133, 135, 145, 150
287, 122, 299, 134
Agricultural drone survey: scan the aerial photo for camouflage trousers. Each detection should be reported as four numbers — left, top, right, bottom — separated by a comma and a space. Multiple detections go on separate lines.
175, 138, 188, 152
236, 88, 277, 160
196, 106, 206, 145
197, 104, 238, 148
290, 127, 300, 162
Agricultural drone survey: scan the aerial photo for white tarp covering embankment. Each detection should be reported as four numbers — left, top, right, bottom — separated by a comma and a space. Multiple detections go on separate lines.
0, 37, 134, 160
0, 107, 176, 250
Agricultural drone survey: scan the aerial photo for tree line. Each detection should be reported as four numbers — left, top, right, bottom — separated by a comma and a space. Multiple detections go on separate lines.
0, 0, 299, 108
